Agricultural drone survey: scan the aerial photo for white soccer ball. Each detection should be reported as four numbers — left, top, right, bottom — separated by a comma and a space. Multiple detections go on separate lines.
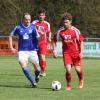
51, 81, 61, 91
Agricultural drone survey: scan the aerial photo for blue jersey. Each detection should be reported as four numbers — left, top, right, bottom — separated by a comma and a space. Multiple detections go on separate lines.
10, 23, 40, 51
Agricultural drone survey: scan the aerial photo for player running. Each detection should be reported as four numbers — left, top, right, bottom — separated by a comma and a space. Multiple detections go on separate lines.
32, 8, 52, 77
53, 12, 84, 91
9, 13, 44, 87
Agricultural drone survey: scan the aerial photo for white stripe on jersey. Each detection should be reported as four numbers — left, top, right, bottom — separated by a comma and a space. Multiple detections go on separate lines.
34, 25, 40, 38
32, 20, 39, 25
71, 26, 81, 41
56, 27, 65, 41
56, 26, 81, 42
44, 20, 51, 33
32, 20, 51, 33
10, 26, 17, 36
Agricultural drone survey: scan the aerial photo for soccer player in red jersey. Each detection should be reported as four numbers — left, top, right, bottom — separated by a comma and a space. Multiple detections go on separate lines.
53, 12, 84, 91
32, 8, 52, 76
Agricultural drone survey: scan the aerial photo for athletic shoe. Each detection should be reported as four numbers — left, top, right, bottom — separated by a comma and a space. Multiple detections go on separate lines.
35, 75, 39, 83
78, 80, 84, 89
66, 85, 72, 91
32, 83, 37, 88
35, 71, 40, 83
40, 72, 46, 77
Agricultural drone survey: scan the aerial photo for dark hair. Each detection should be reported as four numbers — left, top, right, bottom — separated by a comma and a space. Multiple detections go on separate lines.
62, 12, 72, 21
38, 8, 46, 14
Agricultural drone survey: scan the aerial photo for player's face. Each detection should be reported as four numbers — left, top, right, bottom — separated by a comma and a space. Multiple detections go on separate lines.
63, 19, 72, 29
38, 13, 45, 21
23, 15, 31, 26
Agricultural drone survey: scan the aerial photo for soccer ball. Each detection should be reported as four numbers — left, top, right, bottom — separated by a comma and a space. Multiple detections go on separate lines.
51, 81, 61, 91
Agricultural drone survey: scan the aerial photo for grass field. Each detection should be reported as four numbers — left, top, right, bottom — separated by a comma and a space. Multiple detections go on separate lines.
0, 56, 100, 100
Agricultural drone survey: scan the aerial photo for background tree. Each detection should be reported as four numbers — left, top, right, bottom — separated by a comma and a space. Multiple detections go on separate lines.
0, 0, 100, 37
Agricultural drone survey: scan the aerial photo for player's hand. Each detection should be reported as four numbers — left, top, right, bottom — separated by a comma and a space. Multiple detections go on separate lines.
79, 52, 83, 59
39, 28, 46, 36
37, 28, 46, 40
10, 48, 17, 54
48, 38, 52, 43
53, 49, 57, 58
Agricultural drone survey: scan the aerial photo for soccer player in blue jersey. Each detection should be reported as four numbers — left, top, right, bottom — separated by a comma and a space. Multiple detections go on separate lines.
9, 13, 44, 88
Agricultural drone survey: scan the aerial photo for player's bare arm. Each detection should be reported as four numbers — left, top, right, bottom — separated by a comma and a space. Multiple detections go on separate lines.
48, 32, 52, 42
9, 36, 17, 53
52, 39, 57, 58
79, 41, 83, 59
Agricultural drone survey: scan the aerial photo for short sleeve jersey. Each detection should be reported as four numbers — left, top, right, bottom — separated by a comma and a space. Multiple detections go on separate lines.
10, 23, 39, 51
33, 20, 51, 44
55, 26, 84, 54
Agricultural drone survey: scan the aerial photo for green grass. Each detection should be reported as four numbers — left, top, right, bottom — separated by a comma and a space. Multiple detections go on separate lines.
0, 56, 100, 100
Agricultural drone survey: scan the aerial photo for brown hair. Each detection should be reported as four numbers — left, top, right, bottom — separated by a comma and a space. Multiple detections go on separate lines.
38, 8, 46, 14
62, 12, 72, 21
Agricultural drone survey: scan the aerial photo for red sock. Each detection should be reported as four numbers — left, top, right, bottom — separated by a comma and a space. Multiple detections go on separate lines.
40, 61, 46, 72
76, 70, 83, 81
65, 72, 71, 86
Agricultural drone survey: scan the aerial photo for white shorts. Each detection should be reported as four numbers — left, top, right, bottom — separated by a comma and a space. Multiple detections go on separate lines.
18, 51, 39, 65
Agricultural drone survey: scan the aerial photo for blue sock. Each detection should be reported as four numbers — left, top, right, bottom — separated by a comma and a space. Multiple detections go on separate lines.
22, 67, 36, 85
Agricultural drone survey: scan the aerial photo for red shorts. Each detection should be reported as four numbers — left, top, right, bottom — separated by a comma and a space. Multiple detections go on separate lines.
38, 44, 47, 55
63, 53, 81, 66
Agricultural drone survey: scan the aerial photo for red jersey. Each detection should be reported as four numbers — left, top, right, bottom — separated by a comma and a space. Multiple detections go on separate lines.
32, 20, 51, 45
56, 26, 84, 54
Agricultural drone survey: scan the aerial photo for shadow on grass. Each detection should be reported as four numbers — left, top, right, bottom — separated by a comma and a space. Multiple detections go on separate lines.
0, 73, 52, 90
0, 83, 52, 90
0, 84, 33, 88
38, 87, 52, 91
0, 73, 23, 76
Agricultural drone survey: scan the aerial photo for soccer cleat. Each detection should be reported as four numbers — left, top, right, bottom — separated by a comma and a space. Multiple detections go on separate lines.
40, 72, 46, 77
66, 85, 72, 91
32, 83, 37, 88
35, 71, 40, 83
35, 75, 40, 83
78, 80, 84, 89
